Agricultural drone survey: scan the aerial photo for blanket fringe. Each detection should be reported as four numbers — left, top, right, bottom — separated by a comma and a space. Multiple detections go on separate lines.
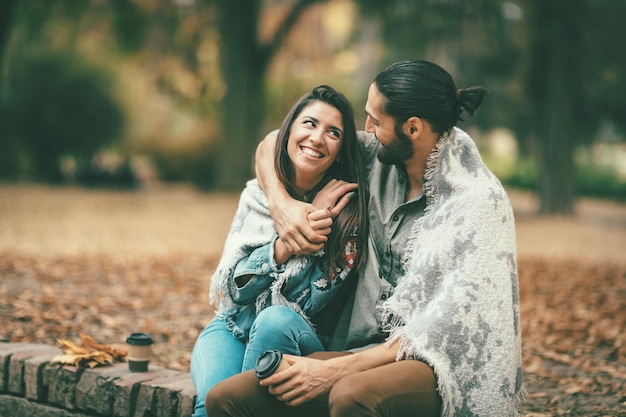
402, 129, 454, 272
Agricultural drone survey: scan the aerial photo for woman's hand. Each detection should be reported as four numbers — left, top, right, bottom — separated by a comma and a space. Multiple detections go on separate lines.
269, 180, 357, 255
311, 179, 358, 218
306, 208, 333, 237
274, 205, 334, 264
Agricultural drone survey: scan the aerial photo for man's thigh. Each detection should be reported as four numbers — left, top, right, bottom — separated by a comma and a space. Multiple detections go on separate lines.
329, 360, 441, 417
205, 352, 352, 417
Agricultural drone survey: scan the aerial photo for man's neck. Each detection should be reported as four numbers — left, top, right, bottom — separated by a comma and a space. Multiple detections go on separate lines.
403, 134, 438, 202
403, 161, 425, 201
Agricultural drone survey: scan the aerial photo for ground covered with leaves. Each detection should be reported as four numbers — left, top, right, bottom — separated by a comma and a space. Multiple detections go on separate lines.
1, 185, 625, 416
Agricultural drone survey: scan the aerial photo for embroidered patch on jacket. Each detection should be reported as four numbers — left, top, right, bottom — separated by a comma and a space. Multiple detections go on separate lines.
314, 236, 357, 290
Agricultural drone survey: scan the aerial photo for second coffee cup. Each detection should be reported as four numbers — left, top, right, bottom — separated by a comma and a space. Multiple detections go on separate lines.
126, 332, 154, 372
255, 350, 290, 379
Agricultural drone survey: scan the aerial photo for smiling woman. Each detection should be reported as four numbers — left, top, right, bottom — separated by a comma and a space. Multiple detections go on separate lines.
286, 101, 344, 195
189, 85, 369, 417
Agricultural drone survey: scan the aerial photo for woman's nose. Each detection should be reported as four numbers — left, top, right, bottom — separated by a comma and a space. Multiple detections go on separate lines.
309, 128, 323, 143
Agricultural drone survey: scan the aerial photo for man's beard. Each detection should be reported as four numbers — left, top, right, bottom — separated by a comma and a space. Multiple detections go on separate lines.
377, 123, 415, 165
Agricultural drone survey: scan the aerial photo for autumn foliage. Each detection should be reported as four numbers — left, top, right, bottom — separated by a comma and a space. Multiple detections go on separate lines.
51, 331, 127, 368
1, 252, 624, 415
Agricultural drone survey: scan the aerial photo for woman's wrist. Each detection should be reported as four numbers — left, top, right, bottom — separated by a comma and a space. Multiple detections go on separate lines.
273, 237, 292, 265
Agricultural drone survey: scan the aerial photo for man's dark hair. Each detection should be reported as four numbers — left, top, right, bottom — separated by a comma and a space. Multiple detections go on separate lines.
374, 60, 487, 134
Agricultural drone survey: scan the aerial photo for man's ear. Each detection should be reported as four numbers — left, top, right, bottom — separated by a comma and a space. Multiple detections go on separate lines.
403, 117, 422, 137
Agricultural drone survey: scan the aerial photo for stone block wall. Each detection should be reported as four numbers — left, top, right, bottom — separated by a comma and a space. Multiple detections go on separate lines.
0, 343, 196, 417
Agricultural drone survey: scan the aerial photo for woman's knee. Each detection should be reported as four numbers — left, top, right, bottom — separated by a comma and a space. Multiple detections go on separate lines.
255, 305, 299, 326
251, 305, 301, 336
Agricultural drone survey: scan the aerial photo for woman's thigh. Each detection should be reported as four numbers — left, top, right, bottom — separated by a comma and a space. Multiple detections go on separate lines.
190, 318, 246, 416
242, 305, 325, 371
329, 360, 442, 417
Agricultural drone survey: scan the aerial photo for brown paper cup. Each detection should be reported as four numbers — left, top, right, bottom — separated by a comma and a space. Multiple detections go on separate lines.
126, 333, 154, 372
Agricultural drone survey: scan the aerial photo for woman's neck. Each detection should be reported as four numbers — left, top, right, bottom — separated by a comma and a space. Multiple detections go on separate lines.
293, 174, 324, 199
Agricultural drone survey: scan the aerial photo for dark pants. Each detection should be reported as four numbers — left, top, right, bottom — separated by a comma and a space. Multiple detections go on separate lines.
205, 352, 441, 417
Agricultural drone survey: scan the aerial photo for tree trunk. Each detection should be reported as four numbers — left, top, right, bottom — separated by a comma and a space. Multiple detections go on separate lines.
528, 0, 582, 214
212, 0, 324, 190
0, 0, 16, 88
213, 0, 266, 191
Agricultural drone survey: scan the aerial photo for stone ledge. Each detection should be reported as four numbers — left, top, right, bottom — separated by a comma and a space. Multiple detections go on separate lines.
0, 343, 196, 417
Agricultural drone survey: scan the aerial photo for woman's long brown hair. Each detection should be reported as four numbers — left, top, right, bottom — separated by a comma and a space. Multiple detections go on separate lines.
274, 85, 369, 275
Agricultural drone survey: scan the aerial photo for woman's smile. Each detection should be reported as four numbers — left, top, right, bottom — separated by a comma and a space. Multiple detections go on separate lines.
299, 145, 324, 159
287, 101, 343, 193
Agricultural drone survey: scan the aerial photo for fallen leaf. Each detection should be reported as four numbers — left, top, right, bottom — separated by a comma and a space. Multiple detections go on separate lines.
51, 332, 127, 368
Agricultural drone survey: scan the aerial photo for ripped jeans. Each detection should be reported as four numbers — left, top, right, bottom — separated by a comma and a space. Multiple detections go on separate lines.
190, 305, 325, 417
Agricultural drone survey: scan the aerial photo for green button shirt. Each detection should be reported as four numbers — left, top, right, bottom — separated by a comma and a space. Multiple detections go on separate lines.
329, 131, 427, 351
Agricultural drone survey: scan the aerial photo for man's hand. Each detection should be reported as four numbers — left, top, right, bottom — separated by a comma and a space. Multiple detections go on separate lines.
310, 179, 358, 217
270, 198, 327, 255
259, 355, 345, 407
256, 132, 358, 255
269, 179, 357, 255
259, 343, 401, 407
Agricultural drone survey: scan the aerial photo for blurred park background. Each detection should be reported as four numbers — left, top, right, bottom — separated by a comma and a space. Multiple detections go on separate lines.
1, 0, 625, 211
1, 1, 626, 415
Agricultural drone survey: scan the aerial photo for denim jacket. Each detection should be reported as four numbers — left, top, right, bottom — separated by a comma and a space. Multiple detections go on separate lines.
210, 179, 357, 344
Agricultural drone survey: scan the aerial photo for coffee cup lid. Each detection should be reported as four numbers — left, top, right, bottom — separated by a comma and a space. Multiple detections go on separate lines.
126, 333, 154, 346
255, 350, 283, 379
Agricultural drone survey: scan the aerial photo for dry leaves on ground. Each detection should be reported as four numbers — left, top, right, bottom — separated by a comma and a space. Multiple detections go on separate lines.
0, 252, 218, 371
51, 332, 127, 368
1, 252, 625, 416
519, 256, 626, 416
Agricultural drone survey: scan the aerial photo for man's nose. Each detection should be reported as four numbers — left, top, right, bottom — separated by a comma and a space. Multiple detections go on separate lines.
365, 116, 374, 133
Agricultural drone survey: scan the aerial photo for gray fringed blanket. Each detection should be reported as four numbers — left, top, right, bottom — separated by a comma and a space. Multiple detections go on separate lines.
383, 128, 524, 416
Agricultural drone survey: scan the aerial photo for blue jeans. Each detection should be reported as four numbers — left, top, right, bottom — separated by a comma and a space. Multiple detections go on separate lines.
190, 305, 326, 417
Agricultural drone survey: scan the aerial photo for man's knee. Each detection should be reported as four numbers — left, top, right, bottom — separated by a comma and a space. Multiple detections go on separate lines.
205, 380, 239, 417
328, 374, 368, 416
205, 371, 264, 417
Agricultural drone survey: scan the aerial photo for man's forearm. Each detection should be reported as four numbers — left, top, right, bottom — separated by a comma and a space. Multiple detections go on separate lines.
255, 132, 288, 206
263, 341, 402, 406
329, 341, 400, 377
254, 131, 326, 253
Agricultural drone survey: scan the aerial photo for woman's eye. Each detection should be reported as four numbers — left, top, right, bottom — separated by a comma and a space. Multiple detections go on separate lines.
303, 120, 315, 127
328, 130, 341, 139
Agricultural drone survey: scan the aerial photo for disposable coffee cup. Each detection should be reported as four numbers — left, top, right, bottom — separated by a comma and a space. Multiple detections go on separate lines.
126, 333, 154, 372
255, 350, 290, 379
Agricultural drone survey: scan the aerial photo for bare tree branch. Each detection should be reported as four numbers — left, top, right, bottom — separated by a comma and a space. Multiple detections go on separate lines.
258, 0, 326, 68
